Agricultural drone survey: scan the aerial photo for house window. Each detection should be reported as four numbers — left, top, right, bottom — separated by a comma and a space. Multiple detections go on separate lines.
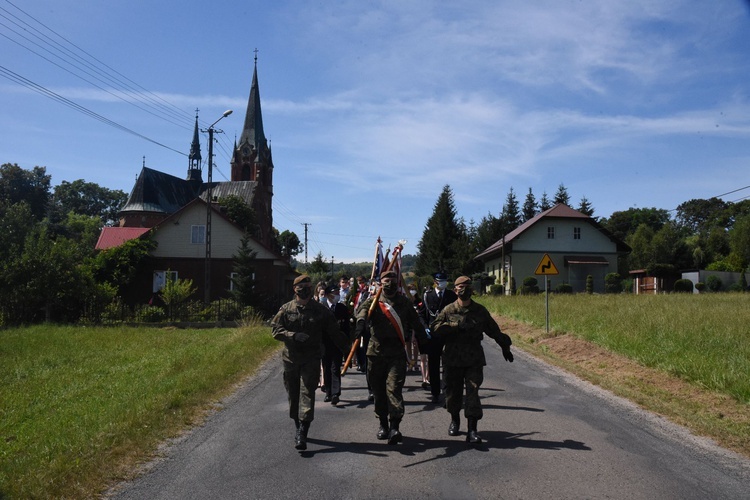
574, 227, 581, 240
547, 226, 555, 239
153, 270, 178, 293
191, 225, 206, 244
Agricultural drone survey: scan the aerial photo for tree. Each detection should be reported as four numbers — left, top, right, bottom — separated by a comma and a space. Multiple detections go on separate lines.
231, 234, 259, 307
92, 237, 156, 296
729, 213, 750, 269
306, 251, 330, 276
675, 198, 730, 234
539, 191, 552, 212
522, 188, 537, 222
473, 212, 503, 254
626, 223, 655, 270
415, 185, 464, 277
501, 187, 522, 230
277, 229, 304, 259
0, 163, 51, 220
219, 195, 257, 234
600, 207, 670, 242
578, 196, 595, 217
53, 179, 127, 226
553, 183, 570, 206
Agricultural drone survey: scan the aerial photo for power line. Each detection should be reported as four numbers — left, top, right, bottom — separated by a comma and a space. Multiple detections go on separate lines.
0, 65, 187, 156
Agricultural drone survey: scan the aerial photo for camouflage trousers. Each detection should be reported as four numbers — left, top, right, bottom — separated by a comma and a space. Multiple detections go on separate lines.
282, 358, 321, 423
444, 365, 484, 420
367, 355, 406, 422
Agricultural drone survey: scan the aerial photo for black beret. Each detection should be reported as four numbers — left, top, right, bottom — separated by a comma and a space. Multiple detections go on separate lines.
380, 270, 397, 280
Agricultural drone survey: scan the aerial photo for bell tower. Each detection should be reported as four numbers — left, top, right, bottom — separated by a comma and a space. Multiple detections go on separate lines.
230, 52, 274, 248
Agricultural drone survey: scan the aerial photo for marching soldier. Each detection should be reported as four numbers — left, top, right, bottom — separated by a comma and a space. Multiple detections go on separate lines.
354, 270, 430, 444
432, 275, 514, 444
421, 271, 457, 404
271, 274, 350, 451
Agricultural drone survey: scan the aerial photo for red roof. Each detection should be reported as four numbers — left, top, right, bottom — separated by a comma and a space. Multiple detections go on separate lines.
95, 227, 150, 250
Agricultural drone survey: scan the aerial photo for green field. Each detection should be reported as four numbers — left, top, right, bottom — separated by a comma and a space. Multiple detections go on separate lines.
0, 322, 277, 499
1, 294, 749, 498
479, 293, 750, 405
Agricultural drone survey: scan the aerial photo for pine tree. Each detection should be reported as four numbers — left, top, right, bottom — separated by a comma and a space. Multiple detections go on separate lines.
554, 183, 571, 206
415, 185, 464, 277
522, 187, 538, 221
578, 196, 595, 217
502, 187, 522, 231
231, 234, 259, 307
539, 191, 552, 212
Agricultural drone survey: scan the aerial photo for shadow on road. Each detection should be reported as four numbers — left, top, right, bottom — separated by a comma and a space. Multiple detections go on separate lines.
302, 430, 590, 463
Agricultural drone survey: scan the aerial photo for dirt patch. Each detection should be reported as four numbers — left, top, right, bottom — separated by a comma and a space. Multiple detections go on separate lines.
496, 315, 750, 459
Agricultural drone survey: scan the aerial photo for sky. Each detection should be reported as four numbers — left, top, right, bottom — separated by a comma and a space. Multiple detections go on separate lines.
2, 0, 750, 263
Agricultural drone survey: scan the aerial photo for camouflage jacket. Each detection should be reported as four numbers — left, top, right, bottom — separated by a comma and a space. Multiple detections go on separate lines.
355, 293, 429, 357
271, 298, 350, 363
432, 300, 511, 367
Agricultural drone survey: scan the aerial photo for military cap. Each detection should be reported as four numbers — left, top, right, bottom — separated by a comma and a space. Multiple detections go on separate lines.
380, 270, 397, 280
324, 284, 338, 295
293, 274, 311, 286
454, 275, 472, 286
433, 271, 448, 280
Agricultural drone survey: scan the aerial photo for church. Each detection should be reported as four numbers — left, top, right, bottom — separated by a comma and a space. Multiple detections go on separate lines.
96, 59, 295, 307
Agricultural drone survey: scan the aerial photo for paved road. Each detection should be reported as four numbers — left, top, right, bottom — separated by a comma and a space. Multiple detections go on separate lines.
111, 342, 750, 499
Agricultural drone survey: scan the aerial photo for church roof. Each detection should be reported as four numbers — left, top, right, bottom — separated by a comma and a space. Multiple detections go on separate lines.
119, 167, 200, 215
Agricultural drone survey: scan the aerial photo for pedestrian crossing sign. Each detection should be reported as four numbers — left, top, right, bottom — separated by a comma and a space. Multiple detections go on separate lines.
534, 254, 559, 275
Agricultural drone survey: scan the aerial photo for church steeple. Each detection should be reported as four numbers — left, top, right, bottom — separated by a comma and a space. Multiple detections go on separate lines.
230, 51, 274, 249
187, 109, 202, 182
231, 52, 272, 183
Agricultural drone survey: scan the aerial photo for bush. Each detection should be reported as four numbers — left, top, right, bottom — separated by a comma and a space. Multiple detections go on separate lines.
706, 275, 723, 292
604, 273, 622, 294
695, 282, 706, 293
520, 277, 540, 295
585, 275, 593, 294
489, 284, 504, 296
555, 283, 573, 294
727, 282, 745, 293
136, 304, 166, 322
673, 279, 694, 293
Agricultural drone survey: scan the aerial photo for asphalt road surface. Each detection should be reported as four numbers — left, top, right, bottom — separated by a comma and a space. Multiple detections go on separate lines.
111, 342, 750, 499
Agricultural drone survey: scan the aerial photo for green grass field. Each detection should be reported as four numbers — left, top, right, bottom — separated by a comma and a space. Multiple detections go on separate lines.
479, 293, 750, 405
2, 294, 749, 498
0, 322, 278, 499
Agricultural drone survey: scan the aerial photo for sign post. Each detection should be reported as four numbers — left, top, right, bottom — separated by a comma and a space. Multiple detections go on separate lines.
534, 253, 559, 334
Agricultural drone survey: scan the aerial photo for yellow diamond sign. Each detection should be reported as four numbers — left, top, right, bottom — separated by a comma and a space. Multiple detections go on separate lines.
535, 254, 559, 275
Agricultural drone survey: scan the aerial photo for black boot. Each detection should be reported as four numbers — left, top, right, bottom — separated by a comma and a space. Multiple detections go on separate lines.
466, 417, 482, 444
376, 417, 390, 440
387, 419, 402, 445
448, 415, 460, 436
295, 421, 310, 450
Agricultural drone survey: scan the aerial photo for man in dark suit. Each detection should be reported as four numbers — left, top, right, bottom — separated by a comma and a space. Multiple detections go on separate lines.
421, 271, 457, 404
322, 283, 350, 405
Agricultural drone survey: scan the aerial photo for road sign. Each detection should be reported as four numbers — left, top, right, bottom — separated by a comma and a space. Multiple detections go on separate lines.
534, 253, 559, 275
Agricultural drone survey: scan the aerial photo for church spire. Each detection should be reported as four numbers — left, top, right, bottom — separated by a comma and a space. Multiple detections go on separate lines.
239, 51, 268, 155
187, 109, 202, 182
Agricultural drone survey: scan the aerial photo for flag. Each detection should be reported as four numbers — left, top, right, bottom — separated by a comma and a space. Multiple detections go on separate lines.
370, 237, 384, 282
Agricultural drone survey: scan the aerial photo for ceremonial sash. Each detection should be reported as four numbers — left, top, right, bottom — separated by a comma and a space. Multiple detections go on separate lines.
378, 301, 406, 348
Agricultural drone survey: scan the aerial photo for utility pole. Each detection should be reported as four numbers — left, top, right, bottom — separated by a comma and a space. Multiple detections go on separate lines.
302, 222, 310, 264
202, 109, 233, 304
330, 256, 334, 280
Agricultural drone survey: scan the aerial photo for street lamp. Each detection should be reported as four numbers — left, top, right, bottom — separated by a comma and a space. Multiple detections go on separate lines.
203, 109, 233, 304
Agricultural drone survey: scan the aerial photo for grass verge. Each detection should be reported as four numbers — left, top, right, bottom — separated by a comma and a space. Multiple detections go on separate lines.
479, 293, 750, 458
0, 322, 278, 499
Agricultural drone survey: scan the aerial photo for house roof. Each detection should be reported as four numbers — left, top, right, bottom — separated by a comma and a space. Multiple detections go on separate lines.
475, 203, 631, 261
95, 227, 150, 250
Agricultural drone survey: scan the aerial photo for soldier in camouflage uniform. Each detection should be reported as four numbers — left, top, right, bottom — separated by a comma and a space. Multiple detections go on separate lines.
271, 274, 350, 451
432, 276, 514, 444
354, 270, 430, 444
